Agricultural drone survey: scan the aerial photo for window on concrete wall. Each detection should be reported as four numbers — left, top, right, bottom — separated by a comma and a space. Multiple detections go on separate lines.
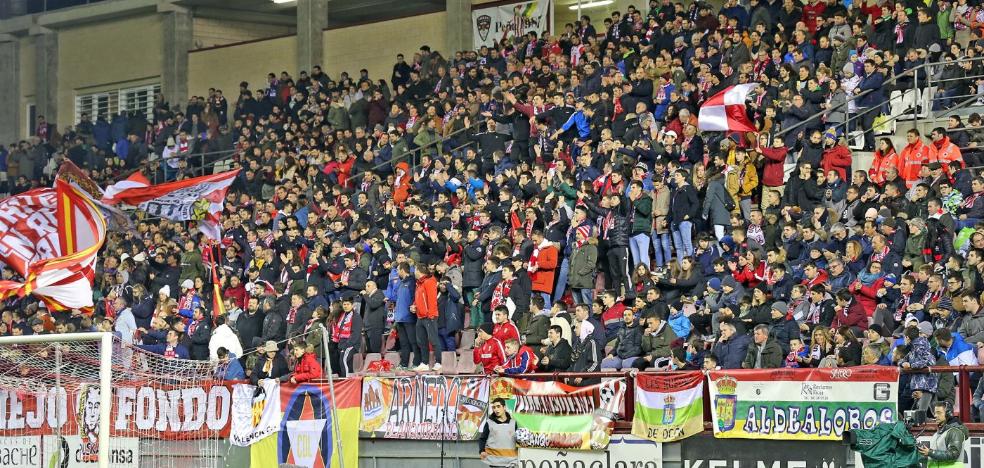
74, 84, 160, 124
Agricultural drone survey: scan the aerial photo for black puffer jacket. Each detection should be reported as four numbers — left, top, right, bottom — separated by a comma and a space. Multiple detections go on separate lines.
461, 241, 485, 288
608, 199, 631, 248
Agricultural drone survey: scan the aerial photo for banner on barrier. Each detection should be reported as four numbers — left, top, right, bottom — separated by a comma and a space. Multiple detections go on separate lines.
230, 379, 282, 447
359, 375, 490, 440
472, 1, 552, 49
0, 436, 42, 467
0, 382, 233, 440
708, 366, 898, 440
632, 371, 704, 443
681, 434, 847, 468
492, 377, 626, 450
249, 379, 362, 468
42, 435, 140, 468
519, 435, 662, 467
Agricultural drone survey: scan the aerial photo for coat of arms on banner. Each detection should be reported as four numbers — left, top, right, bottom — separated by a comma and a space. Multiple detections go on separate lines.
713, 376, 738, 432
476, 14, 491, 42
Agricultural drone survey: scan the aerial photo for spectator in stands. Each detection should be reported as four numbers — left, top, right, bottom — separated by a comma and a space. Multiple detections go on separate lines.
900, 325, 940, 416
634, 312, 677, 370
214, 347, 245, 381
330, 297, 363, 376
539, 325, 572, 372
209, 315, 242, 361
137, 328, 189, 360
601, 308, 643, 369
289, 340, 323, 384
496, 339, 537, 375
473, 323, 506, 375
251, 341, 289, 385
743, 324, 783, 369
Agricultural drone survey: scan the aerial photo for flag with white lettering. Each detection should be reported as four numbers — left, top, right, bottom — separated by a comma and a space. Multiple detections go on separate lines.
101, 169, 240, 240
0, 180, 106, 310
490, 377, 626, 450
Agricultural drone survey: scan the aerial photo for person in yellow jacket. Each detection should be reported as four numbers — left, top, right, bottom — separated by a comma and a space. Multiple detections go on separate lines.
725, 147, 759, 220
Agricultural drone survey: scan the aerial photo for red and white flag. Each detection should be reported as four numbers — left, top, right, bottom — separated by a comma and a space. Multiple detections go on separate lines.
102, 170, 240, 240
697, 83, 757, 133
0, 180, 107, 310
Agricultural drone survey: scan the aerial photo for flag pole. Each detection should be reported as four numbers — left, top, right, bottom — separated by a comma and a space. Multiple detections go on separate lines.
321, 331, 347, 468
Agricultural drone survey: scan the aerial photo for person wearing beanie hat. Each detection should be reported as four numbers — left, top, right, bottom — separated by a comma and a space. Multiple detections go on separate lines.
821, 126, 852, 181
473, 323, 506, 374
569, 225, 598, 305
707, 277, 722, 292
768, 301, 799, 355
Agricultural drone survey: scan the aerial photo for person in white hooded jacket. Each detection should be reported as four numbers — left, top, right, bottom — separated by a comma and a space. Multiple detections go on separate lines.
209, 315, 243, 361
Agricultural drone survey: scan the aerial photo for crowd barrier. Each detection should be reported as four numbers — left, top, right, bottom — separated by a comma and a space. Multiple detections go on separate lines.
1, 365, 979, 468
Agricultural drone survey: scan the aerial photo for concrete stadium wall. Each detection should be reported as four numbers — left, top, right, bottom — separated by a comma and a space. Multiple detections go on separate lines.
188, 35, 298, 100
56, 13, 163, 125
192, 17, 294, 50
322, 11, 448, 85
18, 36, 34, 138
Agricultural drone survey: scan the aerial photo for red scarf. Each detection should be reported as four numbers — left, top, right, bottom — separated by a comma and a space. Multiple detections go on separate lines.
491, 278, 512, 310
332, 311, 354, 343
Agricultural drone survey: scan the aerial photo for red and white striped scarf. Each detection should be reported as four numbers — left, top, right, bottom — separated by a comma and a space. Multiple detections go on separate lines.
491, 278, 512, 310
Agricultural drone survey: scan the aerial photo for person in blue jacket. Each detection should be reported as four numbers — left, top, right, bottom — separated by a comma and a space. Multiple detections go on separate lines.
551, 99, 592, 141
392, 262, 419, 369
214, 347, 246, 380
855, 59, 885, 151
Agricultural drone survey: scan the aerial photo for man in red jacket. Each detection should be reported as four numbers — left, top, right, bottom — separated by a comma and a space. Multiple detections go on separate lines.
821, 128, 853, 182
832, 289, 869, 332
474, 323, 506, 374
528, 230, 559, 305
412, 264, 442, 372
757, 134, 788, 211
492, 306, 521, 344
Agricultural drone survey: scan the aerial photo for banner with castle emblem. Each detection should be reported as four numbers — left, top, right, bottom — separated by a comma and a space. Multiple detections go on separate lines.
472, 1, 552, 49
632, 371, 704, 442
359, 376, 489, 440
708, 366, 899, 440
491, 377, 626, 450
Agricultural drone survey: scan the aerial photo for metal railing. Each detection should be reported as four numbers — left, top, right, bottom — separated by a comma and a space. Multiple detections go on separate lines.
153, 116, 486, 184
776, 57, 984, 144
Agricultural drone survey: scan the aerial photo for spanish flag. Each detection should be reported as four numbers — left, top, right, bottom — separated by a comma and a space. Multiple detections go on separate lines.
251, 378, 362, 468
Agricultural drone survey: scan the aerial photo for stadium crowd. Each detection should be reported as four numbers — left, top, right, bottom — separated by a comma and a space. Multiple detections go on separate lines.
3, 0, 984, 419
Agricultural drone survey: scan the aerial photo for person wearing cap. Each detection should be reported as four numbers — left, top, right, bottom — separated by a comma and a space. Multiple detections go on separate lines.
821, 127, 852, 182
473, 323, 506, 374
251, 340, 289, 385
768, 301, 799, 354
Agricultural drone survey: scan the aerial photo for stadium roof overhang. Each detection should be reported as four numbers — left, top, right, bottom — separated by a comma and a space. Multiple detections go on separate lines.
175, 0, 446, 28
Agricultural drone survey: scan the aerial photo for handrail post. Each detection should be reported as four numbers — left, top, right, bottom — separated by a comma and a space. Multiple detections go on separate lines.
912, 68, 918, 122
624, 370, 635, 423
959, 367, 972, 423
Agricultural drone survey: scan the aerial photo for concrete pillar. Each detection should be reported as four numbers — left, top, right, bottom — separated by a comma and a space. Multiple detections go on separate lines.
33, 29, 58, 128
296, 0, 328, 74
0, 37, 20, 144
162, 10, 192, 112
446, 0, 472, 54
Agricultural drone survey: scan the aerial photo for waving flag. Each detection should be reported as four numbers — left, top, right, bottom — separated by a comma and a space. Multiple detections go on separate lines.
102, 170, 240, 240
56, 160, 134, 230
697, 83, 757, 132
0, 180, 107, 310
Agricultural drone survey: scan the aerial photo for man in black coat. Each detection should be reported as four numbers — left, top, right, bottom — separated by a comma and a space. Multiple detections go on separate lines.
254, 297, 286, 349
670, 169, 700, 258
476, 258, 502, 325
186, 307, 212, 361
251, 341, 290, 385
336, 255, 368, 300
236, 297, 265, 353
539, 325, 573, 371
361, 280, 387, 354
